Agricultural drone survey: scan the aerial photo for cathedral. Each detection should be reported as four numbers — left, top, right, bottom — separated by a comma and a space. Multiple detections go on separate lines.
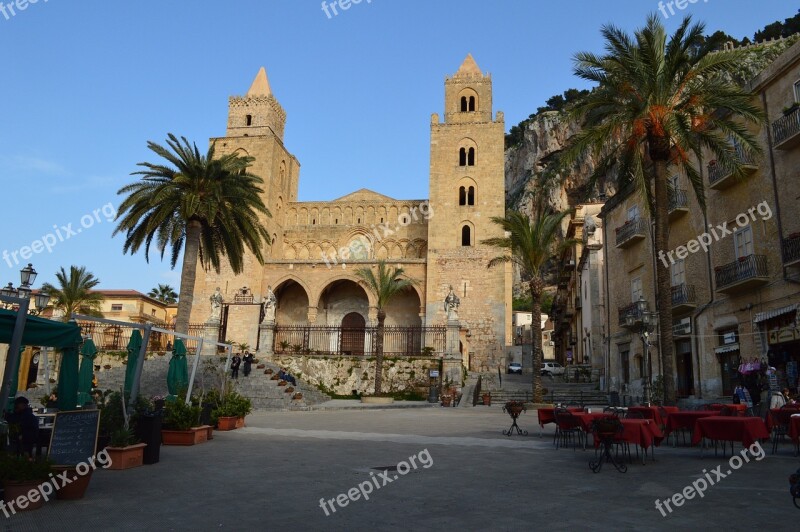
189, 55, 512, 371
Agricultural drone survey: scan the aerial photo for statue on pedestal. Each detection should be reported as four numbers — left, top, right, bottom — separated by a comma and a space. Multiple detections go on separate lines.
209, 287, 223, 322
444, 285, 460, 321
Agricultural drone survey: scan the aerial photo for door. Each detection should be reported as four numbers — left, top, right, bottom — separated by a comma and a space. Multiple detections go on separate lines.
340, 312, 366, 356
675, 339, 694, 398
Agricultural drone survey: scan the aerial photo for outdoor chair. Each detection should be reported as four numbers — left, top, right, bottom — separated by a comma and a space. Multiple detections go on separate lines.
554, 410, 584, 451
625, 410, 644, 419
589, 417, 627, 473
719, 406, 737, 417
771, 406, 796, 455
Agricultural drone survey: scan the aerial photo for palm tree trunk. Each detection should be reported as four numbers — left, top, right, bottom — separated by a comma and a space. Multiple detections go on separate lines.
374, 310, 386, 395
653, 159, 676, 404
530, 280, 544, 403
174, 220, 203, 335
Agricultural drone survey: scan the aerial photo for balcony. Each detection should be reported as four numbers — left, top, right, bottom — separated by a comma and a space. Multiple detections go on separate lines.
671, 283, 696, 314
773, 105, 800, 150
668, 189, 689, 221
615, 218, 646, 248
783, 233, 800, 266
618, 302, 642, 327
715, 254, 769, 294
707, 145, 758, 190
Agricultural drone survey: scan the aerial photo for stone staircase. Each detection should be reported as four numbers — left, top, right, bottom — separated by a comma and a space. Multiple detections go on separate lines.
95, 355, 330, 410
481, 380, 609, 406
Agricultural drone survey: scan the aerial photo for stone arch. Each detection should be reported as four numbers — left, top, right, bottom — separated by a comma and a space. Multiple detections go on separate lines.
315, 277, 375, 328
458, 177, 478, 206
460, 220, 475, 246
458, 138, 478, 167
272, 277, 311, 325
458, 88, 479, 113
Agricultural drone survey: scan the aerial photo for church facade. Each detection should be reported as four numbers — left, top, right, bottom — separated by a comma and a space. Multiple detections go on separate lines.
189, 55, 512, 371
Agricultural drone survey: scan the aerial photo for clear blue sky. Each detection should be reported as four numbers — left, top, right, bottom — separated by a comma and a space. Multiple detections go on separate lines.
0, 0, 794, 294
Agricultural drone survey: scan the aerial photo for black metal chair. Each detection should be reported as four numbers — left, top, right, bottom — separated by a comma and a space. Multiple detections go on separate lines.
625, 410, 644, 419
554, 410, 584, 451
770, 406, 798, 455
590, 417, 627, 473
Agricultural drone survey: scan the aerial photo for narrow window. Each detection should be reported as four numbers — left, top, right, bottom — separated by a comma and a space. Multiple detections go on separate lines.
461, 225, 472, 246
312, 219, 316, 225
459, 148, 467, 166
467, 147, 475, 166
245, 115, 252, 126
357, 218, 361, 224
469, 96, 476, 112
460, 96, 468, 112
467, 186, 475, 206
459, 186, 466, 206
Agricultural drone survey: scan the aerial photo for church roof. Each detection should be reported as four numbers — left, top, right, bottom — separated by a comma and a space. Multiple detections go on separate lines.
247, 67, 272, 96
455, 53, 482, 77
331, 188, 397, 202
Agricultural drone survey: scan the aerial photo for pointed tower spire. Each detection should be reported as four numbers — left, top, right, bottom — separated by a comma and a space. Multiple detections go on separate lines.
455, 54, 482, 77
247, 67, 272, 96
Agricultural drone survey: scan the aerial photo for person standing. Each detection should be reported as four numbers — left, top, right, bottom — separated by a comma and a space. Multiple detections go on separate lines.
231, 353, 242, 379
4, 397, 39, 457
242, 351, 254, 377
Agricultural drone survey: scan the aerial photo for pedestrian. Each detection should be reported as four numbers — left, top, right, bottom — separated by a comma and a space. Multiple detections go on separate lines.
4, 397, 39, 457
231, 353, 242, 379
243, 351, 254, 377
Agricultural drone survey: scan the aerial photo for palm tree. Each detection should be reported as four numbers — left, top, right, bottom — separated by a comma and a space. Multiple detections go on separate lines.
41, 265, 105, 321
483, 207, 573, 403
114, 134, 272, 334
148, 284, 178, 304
354, 261, 418, 396
565, 15, 763, 404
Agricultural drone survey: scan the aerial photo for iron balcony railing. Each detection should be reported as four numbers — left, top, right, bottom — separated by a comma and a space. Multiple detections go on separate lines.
615, 218, 646, 247
76, 322, 209, 353
668, 189, 688, 212
671, 283, 696, 307
714, 254, 768, 290
772, 105, 800, 146
273, 325, 446, 357
707, 144, 756, 185
783, 233, 800, 264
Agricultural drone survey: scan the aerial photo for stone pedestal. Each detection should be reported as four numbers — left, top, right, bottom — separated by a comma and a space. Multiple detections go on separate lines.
258, 320, 276, 359
444, 319, 463, 385
201, 320, 221, 357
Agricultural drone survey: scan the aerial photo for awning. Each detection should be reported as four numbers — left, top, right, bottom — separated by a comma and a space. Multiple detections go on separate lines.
714, 343, 740, 354
753, 304, 798, 324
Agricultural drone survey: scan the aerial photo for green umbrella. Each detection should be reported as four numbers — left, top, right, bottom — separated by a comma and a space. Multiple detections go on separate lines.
5, 346, 24, 412
77, 339, 97, 406
167, 339, 188, 400
57, 346, 80, 410
124, 330, 143, 397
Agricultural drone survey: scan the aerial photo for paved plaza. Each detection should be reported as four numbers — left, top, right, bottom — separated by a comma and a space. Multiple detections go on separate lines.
4, 406, 798, 531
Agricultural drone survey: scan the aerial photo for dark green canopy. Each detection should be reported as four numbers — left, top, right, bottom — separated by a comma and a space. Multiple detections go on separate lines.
0, 309, 83, 347
77, 338, 97, 406
167, 339, 188, 400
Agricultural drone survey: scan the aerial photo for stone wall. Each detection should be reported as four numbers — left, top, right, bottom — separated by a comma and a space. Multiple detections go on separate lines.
270, 354, 440, 396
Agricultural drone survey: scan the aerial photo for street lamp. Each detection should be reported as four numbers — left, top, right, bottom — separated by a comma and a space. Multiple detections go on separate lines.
0, 264, 50, 314
626, 296, 656, 405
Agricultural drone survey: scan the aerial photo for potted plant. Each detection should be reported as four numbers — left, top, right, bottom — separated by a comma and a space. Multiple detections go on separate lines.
481, 392, 491, 406
270, 374, 280, 381
211, 391, 252, 431
265, 368, 274, 375
0, 453, 54, 510
103, 428, 146, 471
278, 380, 287, 387
441, 394, 452, 407
292, 393, 303, 400
279, 340, 290, 353
285, 387, 295, 394
161, 400, 202, 445
783, 102, 799, 116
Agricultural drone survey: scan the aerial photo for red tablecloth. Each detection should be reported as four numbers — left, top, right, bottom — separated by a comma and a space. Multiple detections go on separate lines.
709, 403, 748, 415
790, 417, 800, 444
627, 406, 679, 425
537, 407, 585, 427
691, 416, 769, 448
618, 419, 664, 450
571, 412, 614, 432
663, 411, 720, 436
766, 408, 800, 431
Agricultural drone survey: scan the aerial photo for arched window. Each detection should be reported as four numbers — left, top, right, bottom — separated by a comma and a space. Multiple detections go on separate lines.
467, 147, 475, 166
459, 148, 467, 166
469, 96, 475, 112
461, 225, 472, 246
245, 114, 252, 126
467, 186, 475, 206
460, 97, 468, 112
459, 186, 466, 206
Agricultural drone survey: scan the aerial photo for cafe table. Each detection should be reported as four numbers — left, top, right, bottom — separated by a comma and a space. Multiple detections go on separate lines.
619, 419, 664, 463
537, 406, 585, 433
627, 405, 679, 426
663, 410, 721, 445
691, 416, 769, 456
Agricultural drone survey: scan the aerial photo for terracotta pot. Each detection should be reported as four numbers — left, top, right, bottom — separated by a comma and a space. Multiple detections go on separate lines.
235, 417, 245, 429
54, 466, 93, 500
2, 480, 46, 510
216, 416, 238, 431
270, 374, 280, 380
278, 380, 287, 387
191, 426, 210, 444
104, 443, 147, 470
482, 394, 491, 406
264, 369, 270, 374
265, 369, 274, 374
292, 393, 303, 400
161, 430, 195, 446
256, 364, 265, 369
285, 387, 294, 393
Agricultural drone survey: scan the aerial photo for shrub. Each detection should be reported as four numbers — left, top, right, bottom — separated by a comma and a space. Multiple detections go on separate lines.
163, 400, 201, 431
0, 453, 53, 482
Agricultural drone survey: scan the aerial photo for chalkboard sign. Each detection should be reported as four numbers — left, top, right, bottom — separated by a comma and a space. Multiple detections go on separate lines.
47, 410, 100, 466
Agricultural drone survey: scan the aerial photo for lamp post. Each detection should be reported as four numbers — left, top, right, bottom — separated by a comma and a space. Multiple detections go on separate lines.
0, 264, 50, 411
625, 296, 656, 405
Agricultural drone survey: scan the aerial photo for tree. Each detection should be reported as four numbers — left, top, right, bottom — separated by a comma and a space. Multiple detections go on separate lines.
148, 284, 178, 304
115, 134, 272, 334
354, 261, 418, 396
483, 207, 574, 403
41, 266, 105, 321
566, 15, 763, 403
